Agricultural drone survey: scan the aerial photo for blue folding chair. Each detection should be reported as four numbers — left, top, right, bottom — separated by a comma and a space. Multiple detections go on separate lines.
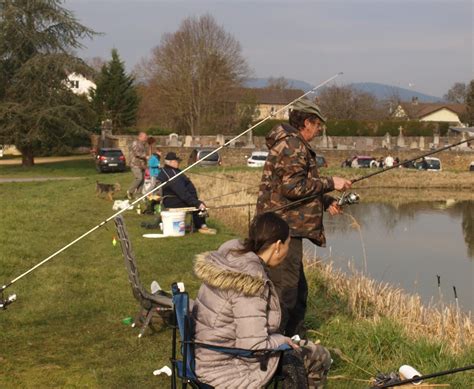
169, 282, 291, 389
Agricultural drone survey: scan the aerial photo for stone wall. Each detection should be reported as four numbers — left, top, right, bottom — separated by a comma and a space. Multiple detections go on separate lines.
140, 146, 473, 171
91, 133, 473, 171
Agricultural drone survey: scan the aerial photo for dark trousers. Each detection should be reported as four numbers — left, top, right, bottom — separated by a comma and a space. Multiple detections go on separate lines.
192, 212, 206, 229
267, 237, 307, 337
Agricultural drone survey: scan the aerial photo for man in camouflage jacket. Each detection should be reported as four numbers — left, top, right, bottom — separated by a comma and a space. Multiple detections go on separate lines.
257, 99, 351, 337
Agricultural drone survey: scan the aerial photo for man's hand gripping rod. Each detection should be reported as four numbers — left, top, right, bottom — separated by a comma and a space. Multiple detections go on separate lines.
0, 72, 344, 305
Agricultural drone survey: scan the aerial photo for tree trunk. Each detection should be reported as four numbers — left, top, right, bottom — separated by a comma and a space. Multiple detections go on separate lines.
20, 146, 35, 167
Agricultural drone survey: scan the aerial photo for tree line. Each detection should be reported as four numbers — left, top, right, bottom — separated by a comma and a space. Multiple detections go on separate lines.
0, 1, 473, 166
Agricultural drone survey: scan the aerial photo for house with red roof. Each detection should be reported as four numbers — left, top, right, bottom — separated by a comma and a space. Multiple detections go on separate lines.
393, 97, 466, 125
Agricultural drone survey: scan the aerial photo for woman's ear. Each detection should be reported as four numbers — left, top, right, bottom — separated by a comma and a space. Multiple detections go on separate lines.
275, 240, 282, 254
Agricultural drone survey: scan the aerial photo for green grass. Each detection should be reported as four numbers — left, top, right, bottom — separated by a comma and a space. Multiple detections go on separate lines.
305, 271, 474, 388
0, 161, 472, 388
0, 158, 98, 178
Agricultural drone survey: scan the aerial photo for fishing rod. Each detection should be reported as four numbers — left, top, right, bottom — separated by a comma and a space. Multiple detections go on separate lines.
270, 135, 473, 213
369, 364, 474, 388
0, 72, 344, 308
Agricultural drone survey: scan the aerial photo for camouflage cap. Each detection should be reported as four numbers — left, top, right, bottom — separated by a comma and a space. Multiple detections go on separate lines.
291, 99, 327, 123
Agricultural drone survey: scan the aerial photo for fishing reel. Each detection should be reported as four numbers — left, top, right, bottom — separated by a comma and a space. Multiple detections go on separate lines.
337, 191, 360, 207
0, 292, 17, 310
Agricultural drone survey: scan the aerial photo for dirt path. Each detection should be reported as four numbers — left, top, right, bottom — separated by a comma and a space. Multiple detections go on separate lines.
0, 177, 83, 183
0, 155, 91, 165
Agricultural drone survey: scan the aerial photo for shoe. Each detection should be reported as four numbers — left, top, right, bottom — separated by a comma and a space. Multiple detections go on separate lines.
126, 191, 133, 200
198, 226, 217, 235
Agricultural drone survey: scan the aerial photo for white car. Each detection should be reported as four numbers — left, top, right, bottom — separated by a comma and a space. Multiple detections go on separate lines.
247, 151, 268, 167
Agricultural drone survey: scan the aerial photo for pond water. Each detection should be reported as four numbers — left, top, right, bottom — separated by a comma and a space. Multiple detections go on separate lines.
307, 198, 474, 312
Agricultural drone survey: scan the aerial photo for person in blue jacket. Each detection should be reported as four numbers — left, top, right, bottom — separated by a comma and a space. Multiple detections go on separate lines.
158, 152, 216, 235
148, 147, 161, 187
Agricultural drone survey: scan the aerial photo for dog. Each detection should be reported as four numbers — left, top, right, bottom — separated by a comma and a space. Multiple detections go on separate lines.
96, 181, 121, 201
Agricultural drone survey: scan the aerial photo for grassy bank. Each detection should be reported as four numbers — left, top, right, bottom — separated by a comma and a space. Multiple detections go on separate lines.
1, 160, 473, 387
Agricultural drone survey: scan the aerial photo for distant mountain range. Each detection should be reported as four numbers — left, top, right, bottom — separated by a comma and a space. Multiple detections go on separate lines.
244, 78, 442, 102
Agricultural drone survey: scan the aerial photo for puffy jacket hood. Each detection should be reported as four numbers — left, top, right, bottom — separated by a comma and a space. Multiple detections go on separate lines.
265, 123, 300, 150
194, 239, 268, 297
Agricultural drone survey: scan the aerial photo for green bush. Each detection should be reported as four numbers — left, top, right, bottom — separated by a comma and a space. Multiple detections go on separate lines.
326, 120, 448, 137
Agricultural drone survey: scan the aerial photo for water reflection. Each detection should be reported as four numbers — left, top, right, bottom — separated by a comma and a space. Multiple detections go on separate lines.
324, 200, 473, 259
315, 199, 474, 311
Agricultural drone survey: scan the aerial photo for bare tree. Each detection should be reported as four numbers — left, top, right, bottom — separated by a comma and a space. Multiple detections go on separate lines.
139, 14, 249, 136
86, 56, 107, 78
443, 82, 467, 103
318, 85, 383, 120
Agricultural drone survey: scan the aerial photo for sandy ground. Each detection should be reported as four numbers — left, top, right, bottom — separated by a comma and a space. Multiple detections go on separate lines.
0, 155, 91, 165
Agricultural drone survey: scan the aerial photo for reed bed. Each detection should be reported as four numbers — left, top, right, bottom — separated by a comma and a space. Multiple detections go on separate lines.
304, 256, 473, 353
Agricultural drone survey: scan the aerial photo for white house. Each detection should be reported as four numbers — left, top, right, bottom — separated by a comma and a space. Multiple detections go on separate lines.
67, 73, 96, 100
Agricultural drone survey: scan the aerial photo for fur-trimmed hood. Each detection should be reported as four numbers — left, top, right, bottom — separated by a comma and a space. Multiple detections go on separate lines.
194, 239, 269, 297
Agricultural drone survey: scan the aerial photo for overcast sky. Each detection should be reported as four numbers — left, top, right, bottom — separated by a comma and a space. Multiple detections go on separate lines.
66, 0, 473, 97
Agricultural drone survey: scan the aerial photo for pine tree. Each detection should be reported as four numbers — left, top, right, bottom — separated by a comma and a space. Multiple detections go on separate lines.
0, 0, 98, 166
91, 49, 139, 133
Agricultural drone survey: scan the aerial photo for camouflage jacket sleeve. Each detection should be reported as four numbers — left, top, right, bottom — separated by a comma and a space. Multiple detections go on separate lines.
277, 137, 334, 200
131, 141, 147, 159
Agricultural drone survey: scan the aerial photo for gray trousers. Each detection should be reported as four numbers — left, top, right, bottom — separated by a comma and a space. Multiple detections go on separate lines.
128, 167, 145, 194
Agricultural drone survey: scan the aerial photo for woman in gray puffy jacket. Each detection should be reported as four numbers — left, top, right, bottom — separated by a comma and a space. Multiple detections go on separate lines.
192, 212, 331, 389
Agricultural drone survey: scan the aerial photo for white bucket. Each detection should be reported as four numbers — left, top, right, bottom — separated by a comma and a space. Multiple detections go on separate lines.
161, 211, 186, 237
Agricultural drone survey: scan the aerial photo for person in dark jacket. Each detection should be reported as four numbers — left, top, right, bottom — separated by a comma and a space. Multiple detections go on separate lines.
158, 152, 216, 234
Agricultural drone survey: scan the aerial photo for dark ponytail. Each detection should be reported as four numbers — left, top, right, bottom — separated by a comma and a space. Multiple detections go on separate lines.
237, 212, 289, 254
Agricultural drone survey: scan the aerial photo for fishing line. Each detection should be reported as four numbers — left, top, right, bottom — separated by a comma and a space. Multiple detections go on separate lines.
188, 171, 255, 188
1, 72, 344, 298
205, 187, 259, 203
351, 136, 474, 184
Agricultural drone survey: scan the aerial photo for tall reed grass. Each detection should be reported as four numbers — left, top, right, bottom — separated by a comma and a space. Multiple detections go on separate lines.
304, 256, 473, 353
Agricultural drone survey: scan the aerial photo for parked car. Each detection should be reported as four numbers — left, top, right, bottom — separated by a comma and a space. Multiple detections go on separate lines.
415, 157, 442, 171
316, 155, 328, 168
95, 148, 126, 173
247, 151, 268, 167
470, 162, 474, 172
188, 148, 221, 167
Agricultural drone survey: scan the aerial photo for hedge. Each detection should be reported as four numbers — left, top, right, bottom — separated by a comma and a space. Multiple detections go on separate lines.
252, 119, 451, 137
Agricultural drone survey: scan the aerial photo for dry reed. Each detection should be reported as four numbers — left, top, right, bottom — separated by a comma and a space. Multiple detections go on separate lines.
304, 257, 473, 353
